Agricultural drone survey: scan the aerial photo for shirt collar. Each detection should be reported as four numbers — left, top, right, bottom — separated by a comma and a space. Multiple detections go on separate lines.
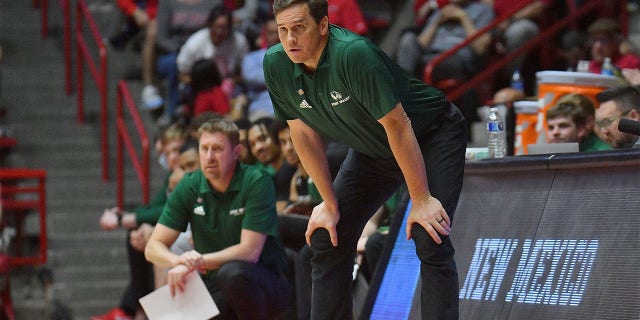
197, 162, 243, 195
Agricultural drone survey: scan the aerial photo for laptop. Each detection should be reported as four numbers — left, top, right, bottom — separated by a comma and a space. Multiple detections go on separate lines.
527, 142, 580, 155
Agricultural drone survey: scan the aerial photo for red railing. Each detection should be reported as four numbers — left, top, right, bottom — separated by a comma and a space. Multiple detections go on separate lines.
63, 0, 73, 95
0, 168, 47, 266
75, 0, 109, 182
423, 0, 627, 102
116, 81, 150, 208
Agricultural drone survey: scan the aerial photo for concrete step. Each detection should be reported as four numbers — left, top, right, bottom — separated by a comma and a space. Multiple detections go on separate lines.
52, 278, 128, 307
48, 230, 128, 249
48, 247, 126, 269
53, 264, 129, 283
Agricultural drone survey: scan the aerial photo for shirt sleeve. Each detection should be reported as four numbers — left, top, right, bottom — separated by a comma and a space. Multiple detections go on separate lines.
134, 173, 170, 225
157, 173, 193, 232
242, 170, 278, 237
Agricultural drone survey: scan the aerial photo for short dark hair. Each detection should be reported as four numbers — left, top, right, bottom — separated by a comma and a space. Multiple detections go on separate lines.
546, 103, 588, 128
272, 0, 328, 24
179, 138, 199, 154
270, 119, 290, 143
596, 85, 640, 113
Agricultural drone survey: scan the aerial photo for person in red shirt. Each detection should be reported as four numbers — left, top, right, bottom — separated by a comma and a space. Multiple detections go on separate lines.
587, 18, 640, 74
187, 59, 231, 118
114, 0, 164, 110
327, 0, 368, 35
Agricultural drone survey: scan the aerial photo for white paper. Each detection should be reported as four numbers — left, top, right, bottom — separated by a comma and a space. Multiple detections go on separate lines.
139, 271, 219, 320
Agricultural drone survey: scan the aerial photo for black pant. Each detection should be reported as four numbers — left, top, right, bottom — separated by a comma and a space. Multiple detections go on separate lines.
307, 104, 467, 320
205, 260, 293, 320
120, 230, 154, 315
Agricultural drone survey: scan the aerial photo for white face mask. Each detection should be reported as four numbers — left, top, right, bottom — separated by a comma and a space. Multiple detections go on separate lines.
158, 154, 169, 171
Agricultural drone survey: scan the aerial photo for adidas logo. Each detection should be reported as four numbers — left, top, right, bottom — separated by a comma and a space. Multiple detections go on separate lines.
299, 100, 312, 109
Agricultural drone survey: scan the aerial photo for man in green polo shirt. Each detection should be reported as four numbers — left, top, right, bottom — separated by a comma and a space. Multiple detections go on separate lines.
263, 1, 467, 319
145, 118, 291, 319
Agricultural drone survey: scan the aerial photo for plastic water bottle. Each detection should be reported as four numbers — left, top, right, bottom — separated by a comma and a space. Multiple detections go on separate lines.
511, 69, 524, 92
601, 57, 615, 76
487, 107, 506, 158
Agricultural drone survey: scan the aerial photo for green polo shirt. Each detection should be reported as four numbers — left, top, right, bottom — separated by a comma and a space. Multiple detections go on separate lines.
264, 25, 448, 159
580, 132, 613, 152
158, 163, 288, 278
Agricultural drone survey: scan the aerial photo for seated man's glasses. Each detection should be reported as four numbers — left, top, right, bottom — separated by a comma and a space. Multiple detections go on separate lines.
596, 109, 631, 129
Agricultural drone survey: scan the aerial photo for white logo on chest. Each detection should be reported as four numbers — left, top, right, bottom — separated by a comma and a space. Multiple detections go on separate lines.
330, 90, 351, 107
229, 208, 245, 216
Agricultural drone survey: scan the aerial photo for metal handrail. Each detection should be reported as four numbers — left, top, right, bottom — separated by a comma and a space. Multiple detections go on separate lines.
423, 0, 626, 102
75, 0, 109, 182
116, 81, 150, 208
0, 168, 47, 266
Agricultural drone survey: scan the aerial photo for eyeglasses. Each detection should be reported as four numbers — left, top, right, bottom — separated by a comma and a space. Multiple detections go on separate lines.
595, 110, 631, 128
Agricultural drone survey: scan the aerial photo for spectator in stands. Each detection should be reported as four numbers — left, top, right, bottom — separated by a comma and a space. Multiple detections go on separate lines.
248, 117, 297, 210
177, 5, 250, 100
557, 29, 589, 72
396, 0, 493, 78
587, 18, 640, 74
327, 0, 368, 36
93, 123, 186, 320
181, 59, 231, 121
483, 0, 552, 76
396, 0, 493, 131
595, 85, 640, 148
545, 94, 612, 152
155, 0, 221, 126
111, 0, 164, 110
144, 118, 292, 319
240, 18, 280, 122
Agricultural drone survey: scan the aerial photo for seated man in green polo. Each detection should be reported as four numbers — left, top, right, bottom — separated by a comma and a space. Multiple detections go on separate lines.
145, 118, 292, 319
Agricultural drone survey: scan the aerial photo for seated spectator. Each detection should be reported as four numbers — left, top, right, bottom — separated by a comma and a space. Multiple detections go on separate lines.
144, 118, 292, 319
587, 18, 640, 74
155, 0, 221, 125
240, 18, 280, 122
176, 5, 249, 100
556, 29, 589, 72
111, 0, 163, 110
595, 85, 640, 148
180, 59, 231, 122
328, 0, 368, 36
92, 123, 186, 320
546, 93, 612, 152
483, 0, 552, 90
396, 0, 493, 78
396, 0, 493, 129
